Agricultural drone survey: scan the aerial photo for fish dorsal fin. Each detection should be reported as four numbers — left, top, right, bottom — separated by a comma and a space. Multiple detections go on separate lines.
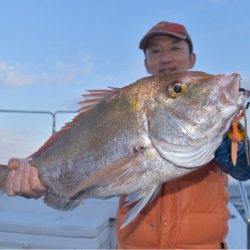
29, 87, 119, 158
78, 87, 119, 113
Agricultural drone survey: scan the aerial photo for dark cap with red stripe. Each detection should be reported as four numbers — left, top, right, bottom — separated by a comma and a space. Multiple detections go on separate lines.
139, 21, 193, 52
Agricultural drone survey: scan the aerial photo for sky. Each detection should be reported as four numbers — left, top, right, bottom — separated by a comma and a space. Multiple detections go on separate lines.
0, 0, 250, 164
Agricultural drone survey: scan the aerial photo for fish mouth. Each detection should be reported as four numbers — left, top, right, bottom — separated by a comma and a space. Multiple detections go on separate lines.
210, 77, 250, 141
208, 73, 249, 109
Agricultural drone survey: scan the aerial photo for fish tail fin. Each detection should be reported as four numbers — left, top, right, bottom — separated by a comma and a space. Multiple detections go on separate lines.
0, 164, 9, 194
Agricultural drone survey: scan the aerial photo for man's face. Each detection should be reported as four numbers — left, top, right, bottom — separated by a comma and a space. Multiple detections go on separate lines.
144, 35, 196, 75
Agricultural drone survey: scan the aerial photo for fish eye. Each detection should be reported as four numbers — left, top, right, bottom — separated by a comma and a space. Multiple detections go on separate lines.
168, 81, 187, 97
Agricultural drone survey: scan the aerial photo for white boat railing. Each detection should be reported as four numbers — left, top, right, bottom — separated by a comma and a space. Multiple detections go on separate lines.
0, 109, 77, 134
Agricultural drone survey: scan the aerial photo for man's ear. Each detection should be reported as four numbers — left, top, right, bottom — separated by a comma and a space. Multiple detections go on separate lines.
188, 53, 196, 69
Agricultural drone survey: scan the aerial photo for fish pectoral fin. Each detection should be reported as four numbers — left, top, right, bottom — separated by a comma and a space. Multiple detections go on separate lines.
67, 153, 140, 199
121, 185, 160, 229
44, 193, 82, 211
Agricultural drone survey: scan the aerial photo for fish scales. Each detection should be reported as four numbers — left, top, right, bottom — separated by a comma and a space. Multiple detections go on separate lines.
0, 71, 249, 227
32, 80, 152, 200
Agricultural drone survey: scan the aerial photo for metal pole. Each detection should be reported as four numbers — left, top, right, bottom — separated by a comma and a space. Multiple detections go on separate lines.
238, 181, 250, 249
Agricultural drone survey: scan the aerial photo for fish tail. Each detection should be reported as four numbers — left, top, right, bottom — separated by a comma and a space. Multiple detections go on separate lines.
0, 164, 9, 194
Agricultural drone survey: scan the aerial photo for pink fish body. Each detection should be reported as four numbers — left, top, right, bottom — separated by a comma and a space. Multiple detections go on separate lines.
0, 71, 248, 226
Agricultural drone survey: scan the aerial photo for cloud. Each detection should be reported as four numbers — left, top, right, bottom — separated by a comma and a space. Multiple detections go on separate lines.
0, 50, 146, 88
0, 62, 34, 86
0, 56, 95, 87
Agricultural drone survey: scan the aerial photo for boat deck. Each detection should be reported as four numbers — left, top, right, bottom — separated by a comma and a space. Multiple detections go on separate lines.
0, 194, 247, 249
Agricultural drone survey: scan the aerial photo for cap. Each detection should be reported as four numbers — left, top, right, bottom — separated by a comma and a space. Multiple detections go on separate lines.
139, 21, 193, 53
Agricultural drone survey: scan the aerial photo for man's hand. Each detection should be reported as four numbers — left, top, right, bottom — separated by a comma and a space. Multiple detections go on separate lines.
6, 158, 47, 198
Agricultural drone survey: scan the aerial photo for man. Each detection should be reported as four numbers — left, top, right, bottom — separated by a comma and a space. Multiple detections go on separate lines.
6, 21, 250, 249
